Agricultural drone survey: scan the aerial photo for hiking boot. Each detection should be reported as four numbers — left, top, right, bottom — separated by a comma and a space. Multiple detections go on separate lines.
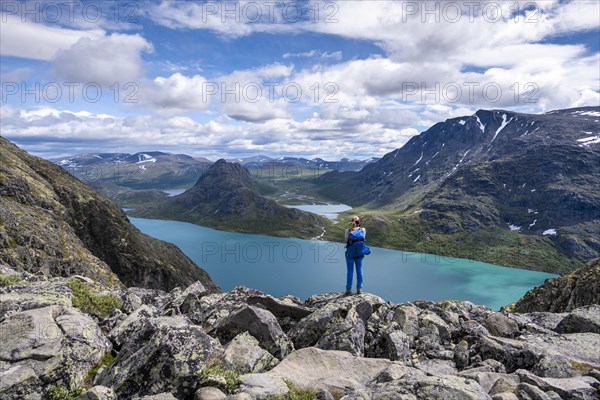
356, 288, 363, 295
344, 289, 352, 296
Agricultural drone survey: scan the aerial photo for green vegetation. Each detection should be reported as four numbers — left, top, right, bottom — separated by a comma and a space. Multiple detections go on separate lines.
569, 360, 595, 373
0, 274, 23, 287
68, 279, 123, 317
47, 385, 83, 400
255, 170, 333, 205
130, 200, 330, 240
266, 380, 330, 400
85, 351, 115, 383
199, 359, 240, 395
323, 209, 584, 274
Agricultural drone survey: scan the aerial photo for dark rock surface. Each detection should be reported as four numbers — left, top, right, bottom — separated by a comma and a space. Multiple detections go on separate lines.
0, 137, 220, 292
511, 258, 600, 312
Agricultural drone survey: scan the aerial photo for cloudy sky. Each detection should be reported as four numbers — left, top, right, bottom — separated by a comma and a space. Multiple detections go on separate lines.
1, 0, 599, 160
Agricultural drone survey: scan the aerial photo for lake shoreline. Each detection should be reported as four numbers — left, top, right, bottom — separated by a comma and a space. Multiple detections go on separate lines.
129, 216, 557, 311
125, 209, 566, 276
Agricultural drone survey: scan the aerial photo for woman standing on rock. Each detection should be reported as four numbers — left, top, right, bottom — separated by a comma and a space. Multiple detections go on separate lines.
344, 215, 366, 295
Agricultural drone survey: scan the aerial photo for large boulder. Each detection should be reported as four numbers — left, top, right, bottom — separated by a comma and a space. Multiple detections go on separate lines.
524, 333, 600, 372
525, 312, 568, 331
107, 304, 159, 347
367, 323, 412, 362
266, 347, 416, 392
475, 336, 539, 372
289, 294, 380, 350
414, 375, 492, 400
246, 293, 312, 329
0, 277, 73, 318
97, 316, 222, 399
162, 281, 209, 316
556, 305, 600, 334
220, 331, 278, 373
485, 313, 520, 338
214, 305, 293, 359
194, 387, 227, 400
182, 286, 295, 331
315, 302, 372, 356
238, 373, 289, 399
0, 306, 111, 400
118, 287, 171, 311
391, 303, 420, 338
517, 369, 600, 400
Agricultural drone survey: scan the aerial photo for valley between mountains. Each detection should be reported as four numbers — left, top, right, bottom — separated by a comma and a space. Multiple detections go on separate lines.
55, 106, 600, 274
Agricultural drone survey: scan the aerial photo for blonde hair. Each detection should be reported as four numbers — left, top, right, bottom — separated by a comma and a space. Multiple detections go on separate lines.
349, 215, 361, 230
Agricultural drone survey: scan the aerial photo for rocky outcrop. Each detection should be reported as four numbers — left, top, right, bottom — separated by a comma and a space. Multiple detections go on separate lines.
97, 316, 223, 399
0, 137, 219, 292
0, 305, 111, 399
511, 258, 600, 312
214, 305, 293, 359
1, 265, 599, 400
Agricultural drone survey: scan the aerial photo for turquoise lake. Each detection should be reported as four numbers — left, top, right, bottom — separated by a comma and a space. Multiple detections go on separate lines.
130, 217, 557, 310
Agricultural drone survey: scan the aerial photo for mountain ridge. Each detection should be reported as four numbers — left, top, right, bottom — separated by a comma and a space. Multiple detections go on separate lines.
0, 137, 220, 292
318, 106, 600, 271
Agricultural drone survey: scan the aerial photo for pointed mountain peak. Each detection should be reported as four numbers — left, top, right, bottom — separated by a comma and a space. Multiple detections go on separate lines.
184, 159, 254, 199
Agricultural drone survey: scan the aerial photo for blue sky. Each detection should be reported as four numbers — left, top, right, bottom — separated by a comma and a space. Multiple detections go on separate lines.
1, 0, 599, 160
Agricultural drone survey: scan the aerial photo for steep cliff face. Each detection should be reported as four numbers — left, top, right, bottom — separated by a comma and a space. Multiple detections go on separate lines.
510, 258, 600, 313
0, 137, 219, 292
133, 159, 327, 238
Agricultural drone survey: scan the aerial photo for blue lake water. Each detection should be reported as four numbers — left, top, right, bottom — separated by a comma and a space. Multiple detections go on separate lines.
130, 217, 557, 310
162, 189, 187, 197
285, 203, 353, 221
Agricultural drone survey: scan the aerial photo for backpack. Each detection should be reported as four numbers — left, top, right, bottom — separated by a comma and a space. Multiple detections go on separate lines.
346, 227, 371, 258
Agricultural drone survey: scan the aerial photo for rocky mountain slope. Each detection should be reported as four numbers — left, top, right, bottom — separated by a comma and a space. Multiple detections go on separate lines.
131, 159, 327, 238
0, 137, 219, 292
509, 258, 600, 313
319, 106, 600, 272
1, 260, 599, 400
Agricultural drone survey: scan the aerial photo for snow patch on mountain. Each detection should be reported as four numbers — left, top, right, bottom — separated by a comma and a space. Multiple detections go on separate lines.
491, 114, 512, 143
476, 116, 486, 132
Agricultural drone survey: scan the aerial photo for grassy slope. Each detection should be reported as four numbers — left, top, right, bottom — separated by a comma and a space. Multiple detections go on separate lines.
321, 207, 583, 274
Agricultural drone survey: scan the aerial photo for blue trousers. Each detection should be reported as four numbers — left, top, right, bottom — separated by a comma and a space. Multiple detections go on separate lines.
346, 255, 364, 290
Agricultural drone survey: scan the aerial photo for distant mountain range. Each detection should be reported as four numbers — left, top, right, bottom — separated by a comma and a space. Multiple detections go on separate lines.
52, 151, 212, 190
318, 106, 600, 273
226, 155, 379, 171
52, 152, 377, 191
